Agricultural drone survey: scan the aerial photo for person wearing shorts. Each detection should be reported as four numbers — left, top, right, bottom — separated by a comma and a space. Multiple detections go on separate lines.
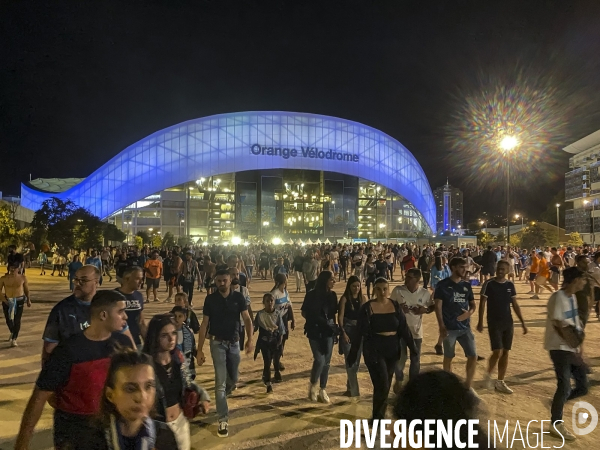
434, 257, 478, 392
477, 260, 527, 395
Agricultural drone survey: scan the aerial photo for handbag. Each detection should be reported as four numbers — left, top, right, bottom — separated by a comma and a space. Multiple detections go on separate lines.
183, 387, 202, 419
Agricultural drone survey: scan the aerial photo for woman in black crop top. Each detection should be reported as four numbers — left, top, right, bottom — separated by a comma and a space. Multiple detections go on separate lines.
143, 314, 210, 450
337, 276, 367, 397
348, 278, 417, 420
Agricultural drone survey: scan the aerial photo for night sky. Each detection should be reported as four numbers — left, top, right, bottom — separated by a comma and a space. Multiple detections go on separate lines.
2, 0, 600, 223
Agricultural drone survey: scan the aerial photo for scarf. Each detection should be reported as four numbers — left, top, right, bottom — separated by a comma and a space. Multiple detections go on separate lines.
105, 415, 156, 450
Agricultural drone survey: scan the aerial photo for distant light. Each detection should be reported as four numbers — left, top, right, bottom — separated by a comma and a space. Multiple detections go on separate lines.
202, 241, 209, 246
556, 203, 560, 208
231, 237, 241, 245
263, 221, 270, 226
272, 237, 282, 245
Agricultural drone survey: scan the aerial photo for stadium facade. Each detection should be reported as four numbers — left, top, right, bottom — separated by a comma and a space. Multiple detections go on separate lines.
21, 112, 435, 243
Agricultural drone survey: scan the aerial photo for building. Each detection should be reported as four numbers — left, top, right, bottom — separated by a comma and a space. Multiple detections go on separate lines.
0, 192, 34, 228
433, 180, 463, 233
21, 112, 436, 243
564, 129, 600, 244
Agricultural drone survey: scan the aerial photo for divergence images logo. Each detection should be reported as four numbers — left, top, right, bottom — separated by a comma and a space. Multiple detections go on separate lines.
572, 401, 598, 436
250, 144, 359, 162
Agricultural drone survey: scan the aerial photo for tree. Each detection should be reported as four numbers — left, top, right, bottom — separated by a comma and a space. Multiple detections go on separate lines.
508, 234, 521, 247
71, 208, 105, 250
103, 223, 126, 244
0, 204, 18, 254
495, 231, 506, 244
136, 231, 151, 245
568, 232, 584, 247
162, 232, 176, 248
520, 224, 548, 250
152, 234, 162, 248
477, 231, 495, 246
31, 198, 78, 249
134, 235, 144, 249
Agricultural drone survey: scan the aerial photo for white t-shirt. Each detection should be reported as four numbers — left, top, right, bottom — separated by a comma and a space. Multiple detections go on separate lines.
330, 250, 339, 262
390, 285, 433, 339
544, 290, 582, 352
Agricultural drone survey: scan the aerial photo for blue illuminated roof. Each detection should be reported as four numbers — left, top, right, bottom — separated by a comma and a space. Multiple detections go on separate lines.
21, 112, 436, 231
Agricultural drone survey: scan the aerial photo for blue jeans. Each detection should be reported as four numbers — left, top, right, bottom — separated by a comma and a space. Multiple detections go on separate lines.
396, 338, 422, 382
209, 340, 241, 422
340, 322, 361, 396
309, 337, 334, 388
549, 350, 588, 423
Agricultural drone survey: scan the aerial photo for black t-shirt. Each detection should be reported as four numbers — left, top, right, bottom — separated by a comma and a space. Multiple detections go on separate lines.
375, 260, 388, 277
43, 295, 92, 344
480, 279, 516, 326
203, 290, 248, 341
293, 256, 305, 271
116, 289, 144, 345
115, 259, 129, 278
259, 252, 269, 266
37, 332, 132, 415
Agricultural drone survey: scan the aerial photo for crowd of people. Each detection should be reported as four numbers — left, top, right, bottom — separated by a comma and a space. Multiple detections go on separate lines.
1, 239, 597, 447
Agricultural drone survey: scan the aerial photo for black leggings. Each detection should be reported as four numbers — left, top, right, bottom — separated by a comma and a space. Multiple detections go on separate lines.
365, 275, 376, 298
260, 339, 282, 382
3, 297, 25, 340
182, 280, 194, 305
422, 272, 431, 289
363, 335, 399, 420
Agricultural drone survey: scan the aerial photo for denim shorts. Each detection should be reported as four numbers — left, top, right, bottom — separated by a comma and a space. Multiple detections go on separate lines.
443, 328, 477, 358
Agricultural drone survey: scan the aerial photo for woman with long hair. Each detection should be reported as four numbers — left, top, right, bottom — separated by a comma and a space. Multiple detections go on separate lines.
337, 276, 367, 397
348, 277, 417, 420
270, 273, 295, 371
88, 349, 179, 449
143, 314, 210, 449
301, 270, 338, 404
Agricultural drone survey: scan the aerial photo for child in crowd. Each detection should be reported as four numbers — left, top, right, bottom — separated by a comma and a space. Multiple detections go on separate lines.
170, 306, 197, 379
174, 292, 200, 334
254, 293, 286, 393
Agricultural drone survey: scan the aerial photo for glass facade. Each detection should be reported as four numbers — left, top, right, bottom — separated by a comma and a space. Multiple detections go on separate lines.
108, 169, 428, 243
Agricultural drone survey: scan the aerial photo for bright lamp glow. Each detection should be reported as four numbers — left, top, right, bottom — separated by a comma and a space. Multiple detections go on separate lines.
272, 237, 282, 245
499, 135, 519, 152
231, 237, 241, 245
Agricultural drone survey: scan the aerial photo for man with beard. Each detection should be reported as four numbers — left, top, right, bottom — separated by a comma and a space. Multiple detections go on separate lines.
196, 269, 253, 438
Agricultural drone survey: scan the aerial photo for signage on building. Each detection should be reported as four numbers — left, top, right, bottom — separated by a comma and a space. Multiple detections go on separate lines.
250, 143, 359, 163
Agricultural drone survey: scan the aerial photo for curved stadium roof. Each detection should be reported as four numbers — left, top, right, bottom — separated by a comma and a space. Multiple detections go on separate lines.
21, 112, 436, 232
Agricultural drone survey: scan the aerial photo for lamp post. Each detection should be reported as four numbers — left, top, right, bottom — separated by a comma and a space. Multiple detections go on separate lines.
555, 203, 560, 247
499, 135, 519, 246
514, 214, 524, 234
584, 200, 595, 247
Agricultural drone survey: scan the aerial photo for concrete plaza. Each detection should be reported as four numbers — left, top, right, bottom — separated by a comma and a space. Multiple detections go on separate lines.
0, 271, 598, 449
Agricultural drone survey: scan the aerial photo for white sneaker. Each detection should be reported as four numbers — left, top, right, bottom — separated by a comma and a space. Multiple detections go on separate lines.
217, 421, 229, 438
549, 422, 575, 441
484, 372, 494, 390
494, 380, 513, 394
318, 388, 330, 404
10, 339, 17, 347
308, 383, 319, 402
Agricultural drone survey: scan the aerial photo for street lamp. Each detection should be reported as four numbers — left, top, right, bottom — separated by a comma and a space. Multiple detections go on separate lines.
479, 219, 487, 233
584, 200, 596, 247
331, 200, 336, 241
499, 135, 520, 245
514, 214, 524, 229
555, 204, 560, 247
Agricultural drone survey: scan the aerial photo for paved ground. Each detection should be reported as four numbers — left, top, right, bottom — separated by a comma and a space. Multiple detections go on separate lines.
0, 270, 599, 449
